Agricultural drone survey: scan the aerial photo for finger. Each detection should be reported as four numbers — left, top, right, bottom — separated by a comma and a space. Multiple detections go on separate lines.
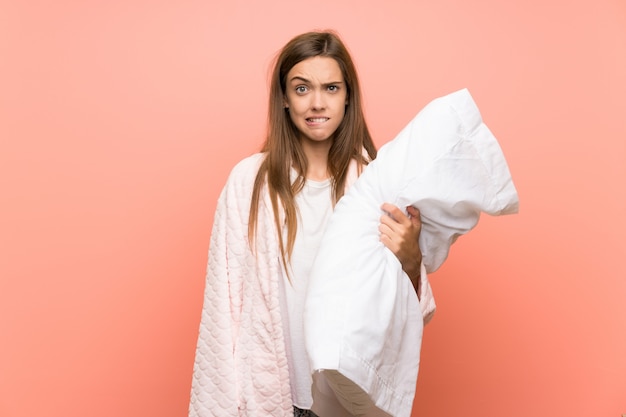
406, 205, 420, 219
379, 223, 405, 252
379, 231, 399, 253
380, 212, 411, 236
406, 206, 422, 229
379, 213, 399, 232
378, 222, 395, 239
381, 203, 410, 226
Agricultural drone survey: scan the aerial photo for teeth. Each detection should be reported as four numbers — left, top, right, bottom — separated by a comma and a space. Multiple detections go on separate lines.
308, 118, 328, 122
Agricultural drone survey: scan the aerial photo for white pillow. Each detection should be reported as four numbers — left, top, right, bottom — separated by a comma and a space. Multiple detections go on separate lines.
304, 88, 519, 417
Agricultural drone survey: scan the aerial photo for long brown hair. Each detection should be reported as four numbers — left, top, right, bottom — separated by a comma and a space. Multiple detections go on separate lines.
248, 30, 377, 270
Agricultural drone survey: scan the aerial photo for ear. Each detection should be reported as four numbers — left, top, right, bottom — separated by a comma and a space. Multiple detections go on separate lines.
283, 96, 289, 109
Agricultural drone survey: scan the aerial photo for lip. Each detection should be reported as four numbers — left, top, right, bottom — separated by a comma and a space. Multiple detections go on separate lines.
305, 117, 329, 126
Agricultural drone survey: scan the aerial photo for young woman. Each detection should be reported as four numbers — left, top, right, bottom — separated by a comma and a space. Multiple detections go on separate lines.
189, 30, 423, 417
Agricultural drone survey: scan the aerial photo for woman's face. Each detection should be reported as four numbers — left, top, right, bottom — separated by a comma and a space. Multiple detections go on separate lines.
283, 56, 348, 145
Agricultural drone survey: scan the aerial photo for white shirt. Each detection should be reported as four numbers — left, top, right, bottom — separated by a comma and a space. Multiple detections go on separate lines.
281, 177, 333, 409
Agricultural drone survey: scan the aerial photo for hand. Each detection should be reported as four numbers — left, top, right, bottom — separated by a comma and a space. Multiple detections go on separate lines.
379, 203, 422, 298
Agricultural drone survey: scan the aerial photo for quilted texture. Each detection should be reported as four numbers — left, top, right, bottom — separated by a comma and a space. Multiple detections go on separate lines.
189, 154, 293, 417
304, 88, 519, 417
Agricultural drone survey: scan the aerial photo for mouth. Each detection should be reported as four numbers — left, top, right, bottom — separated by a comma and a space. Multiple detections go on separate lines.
306, 117, 329, 124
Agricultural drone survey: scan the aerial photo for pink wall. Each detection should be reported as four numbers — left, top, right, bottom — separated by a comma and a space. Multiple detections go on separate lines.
1, 1, 625, 416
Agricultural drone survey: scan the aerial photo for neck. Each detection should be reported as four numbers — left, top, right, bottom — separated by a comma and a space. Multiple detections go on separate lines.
301, 139, 331, 181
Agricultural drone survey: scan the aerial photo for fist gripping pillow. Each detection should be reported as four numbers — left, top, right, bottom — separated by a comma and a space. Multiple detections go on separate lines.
304, 88, 519, 417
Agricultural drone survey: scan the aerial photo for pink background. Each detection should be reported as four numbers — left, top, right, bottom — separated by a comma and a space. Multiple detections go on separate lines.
1, 1, 625, 416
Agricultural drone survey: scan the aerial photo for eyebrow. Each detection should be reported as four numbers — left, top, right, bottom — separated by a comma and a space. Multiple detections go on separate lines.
288, 76, 344, 86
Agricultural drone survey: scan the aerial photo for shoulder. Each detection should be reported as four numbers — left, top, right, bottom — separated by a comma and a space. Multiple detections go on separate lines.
224, 152, 266, 190
230, 152, 266, 176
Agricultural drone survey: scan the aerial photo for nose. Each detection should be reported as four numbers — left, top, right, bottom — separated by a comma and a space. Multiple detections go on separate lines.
311, 90, 325, 110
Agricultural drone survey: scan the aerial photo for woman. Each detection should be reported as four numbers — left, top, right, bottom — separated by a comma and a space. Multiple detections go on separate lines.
189, 30, 423, 417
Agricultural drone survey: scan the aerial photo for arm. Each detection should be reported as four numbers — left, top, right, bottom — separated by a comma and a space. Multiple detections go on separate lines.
379, 203, 422, 298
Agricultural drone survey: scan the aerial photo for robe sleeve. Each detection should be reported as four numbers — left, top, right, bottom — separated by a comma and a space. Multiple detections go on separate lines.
189, 166, 250, 417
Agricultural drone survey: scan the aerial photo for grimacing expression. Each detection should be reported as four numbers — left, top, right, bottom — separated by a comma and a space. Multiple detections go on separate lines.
284, 56, 348, 144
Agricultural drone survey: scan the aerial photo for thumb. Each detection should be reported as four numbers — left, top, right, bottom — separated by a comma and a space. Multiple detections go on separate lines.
406, 206, 421, 227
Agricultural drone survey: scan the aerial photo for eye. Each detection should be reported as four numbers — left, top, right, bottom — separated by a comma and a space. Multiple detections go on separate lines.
295, 85, 308, 94
328, 85, 339, 92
